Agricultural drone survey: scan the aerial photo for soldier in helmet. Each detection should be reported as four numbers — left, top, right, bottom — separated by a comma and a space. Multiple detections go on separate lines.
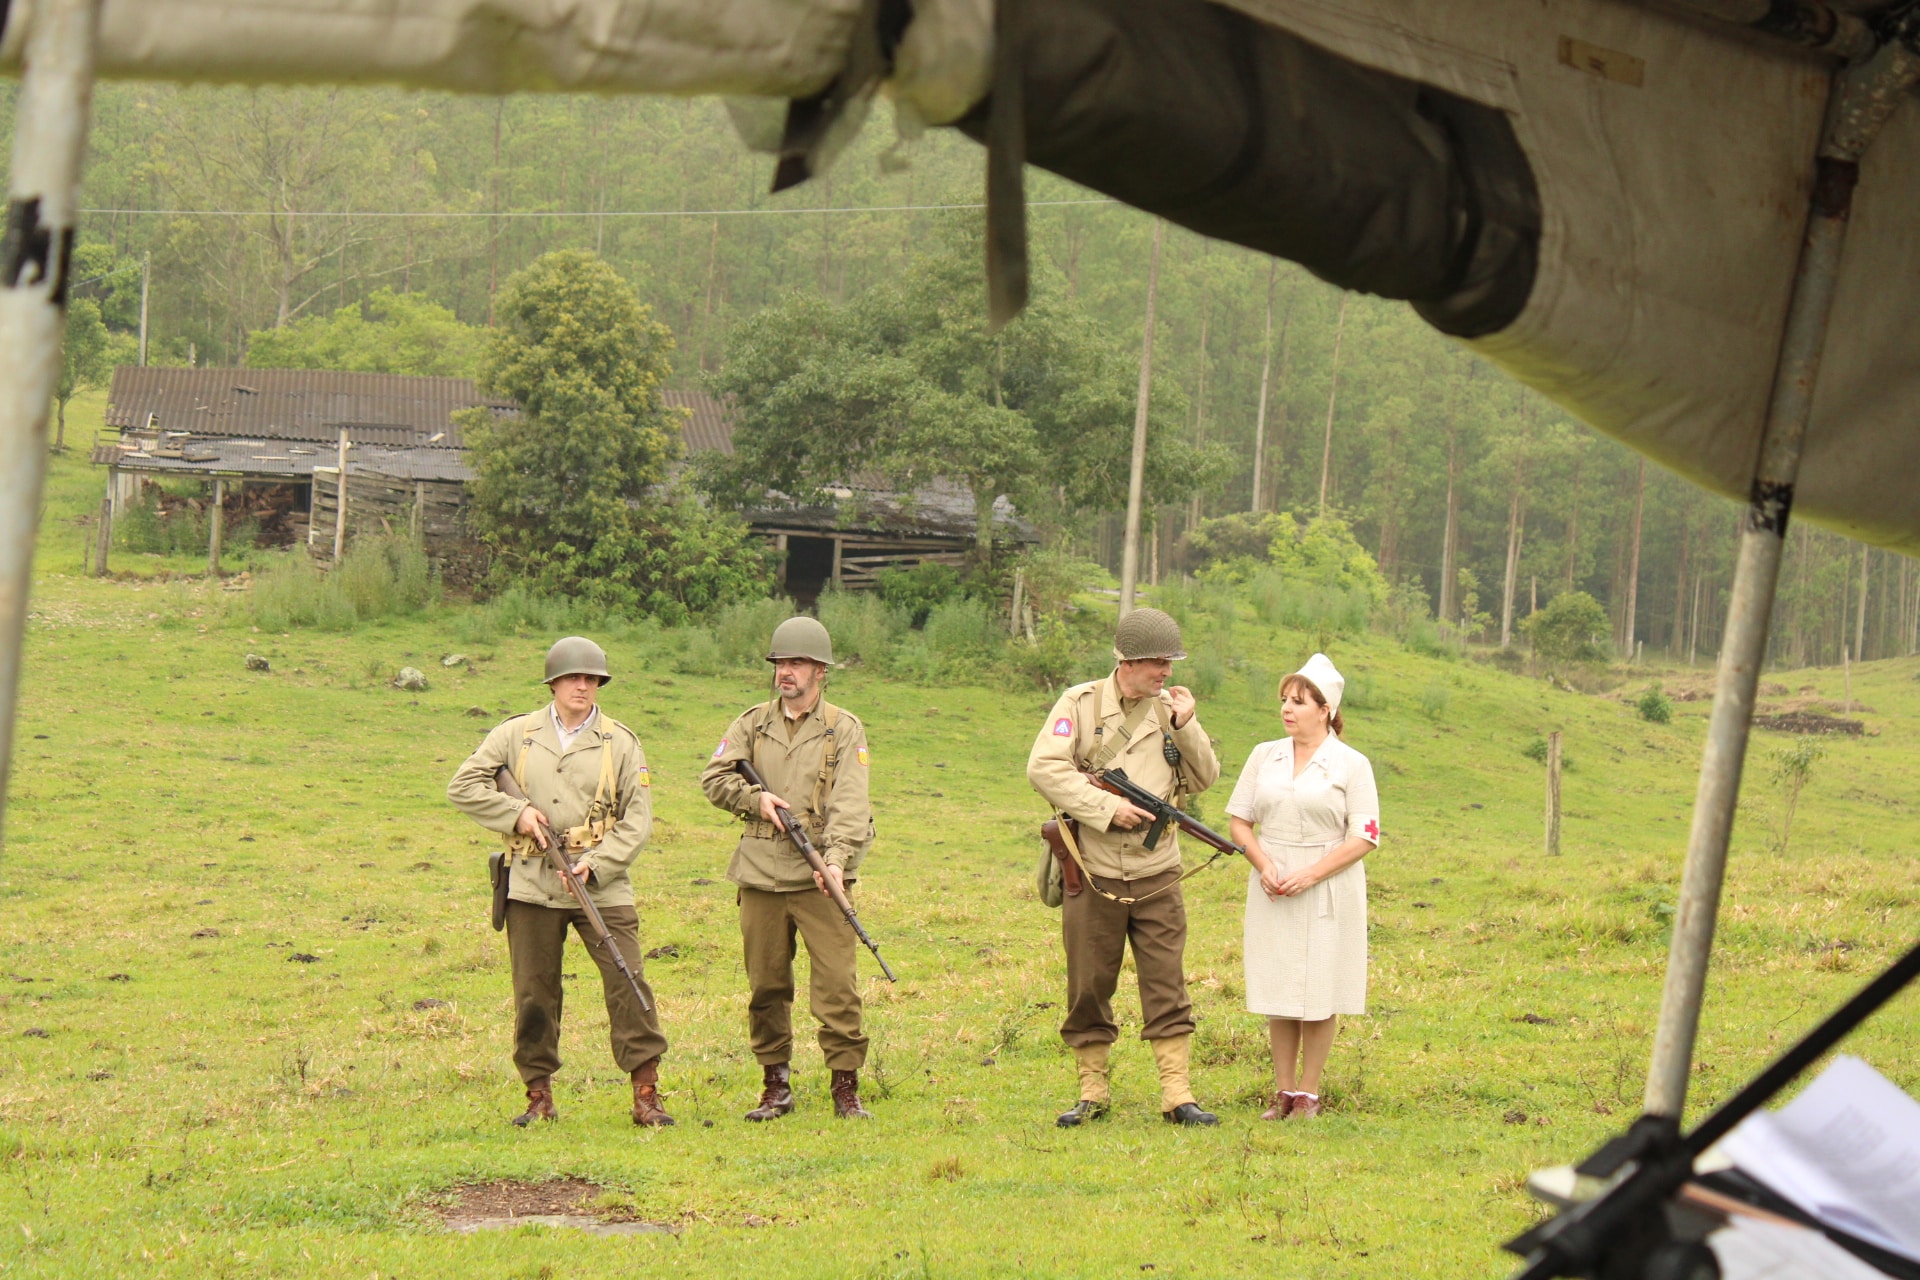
1026, 607, 1222, 1127
447, 636, 673, 1128
700, 616, 877, 1121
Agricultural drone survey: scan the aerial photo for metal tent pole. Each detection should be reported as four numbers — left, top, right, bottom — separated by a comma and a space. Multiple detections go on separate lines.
0, 0, 103, 854
1644, 30, 1920, 1118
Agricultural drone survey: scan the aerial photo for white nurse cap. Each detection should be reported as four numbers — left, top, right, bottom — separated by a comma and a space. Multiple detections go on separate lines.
1292, 652, 1345, 716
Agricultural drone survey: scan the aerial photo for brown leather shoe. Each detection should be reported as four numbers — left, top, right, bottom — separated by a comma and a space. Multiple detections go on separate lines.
1260, 1091, 1300, 1121
512, 1076, 558, 1127
630, 1060, 675, 1127
745, 1063, 794, 1122
830, 1069, 872, 1119
1285, 1093, 1323, 1120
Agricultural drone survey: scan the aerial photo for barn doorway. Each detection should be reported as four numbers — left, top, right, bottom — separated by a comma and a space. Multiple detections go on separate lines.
783, 536, 836, 606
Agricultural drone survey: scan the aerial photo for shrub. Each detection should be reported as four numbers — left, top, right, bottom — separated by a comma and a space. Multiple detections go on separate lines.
923, 597, 999, 663
710, 597, 795, 667
1015, 548, 1111, 619
1418, 681, 1451, 720
1523, 736, 1575, 770
1637, 687, 1674, 724
118, 488, 208, 556
817, 590, 909, 670
875, 561, 963, 628
1525, 591, 1611, 667
1187, 649, 1227, 699
249, 538, 434, 631
1343, 674, 1382, 711
1242, 569, 1371, 634
1486, 646, 1526, 673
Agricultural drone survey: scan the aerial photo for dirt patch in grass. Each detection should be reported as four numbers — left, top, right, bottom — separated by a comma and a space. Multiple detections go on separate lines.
438, 1178, 675, 1235
1752, 711, 1864, 736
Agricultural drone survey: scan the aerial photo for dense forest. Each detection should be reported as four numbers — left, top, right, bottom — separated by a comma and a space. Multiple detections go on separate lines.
19, 81, 1901, 670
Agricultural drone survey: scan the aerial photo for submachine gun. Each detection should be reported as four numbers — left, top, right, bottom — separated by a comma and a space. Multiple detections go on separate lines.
492, 766, 651, 1013
734, 759, 897, 982
1503, 936, 1920, 1280
1090, 767, 1244, 861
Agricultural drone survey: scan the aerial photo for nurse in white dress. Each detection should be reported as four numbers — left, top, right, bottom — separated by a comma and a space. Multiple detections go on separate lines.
1225, 653, 1379, 1120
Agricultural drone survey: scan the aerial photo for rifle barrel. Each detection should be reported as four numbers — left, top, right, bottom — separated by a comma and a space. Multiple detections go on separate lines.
735, 759, 898, 982
494, 766, 651, 1012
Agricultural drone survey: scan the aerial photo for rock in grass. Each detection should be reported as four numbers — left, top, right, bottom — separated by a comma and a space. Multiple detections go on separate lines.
392, 667, 430, 692
289, 953, 320, 964
244, 654, 270, 672
465, 705, 489, 717
441, 654, 468, 667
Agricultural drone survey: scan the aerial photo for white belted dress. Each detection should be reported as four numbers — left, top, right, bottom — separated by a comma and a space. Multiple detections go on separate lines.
1225, 735, 1380, 1020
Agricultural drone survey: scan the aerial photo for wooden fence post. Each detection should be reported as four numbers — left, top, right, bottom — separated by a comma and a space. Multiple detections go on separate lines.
1009, 569, 1025, 637
1545, 730, 1563, 856
332, 427, 349, 563
94, 496, 111, 577
207, 477, 224, 574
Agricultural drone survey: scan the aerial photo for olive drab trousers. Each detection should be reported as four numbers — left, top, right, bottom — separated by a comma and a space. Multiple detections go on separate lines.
506, 900, 666, 1082
1059, 868, 1196, 1047
740, 886, 868, 1071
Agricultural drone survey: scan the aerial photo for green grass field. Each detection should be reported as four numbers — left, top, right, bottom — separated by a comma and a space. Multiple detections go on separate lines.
2, 403, 1916, 1278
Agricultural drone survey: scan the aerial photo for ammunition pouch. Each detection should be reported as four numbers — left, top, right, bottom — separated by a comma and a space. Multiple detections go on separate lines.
487, 850, 510, 931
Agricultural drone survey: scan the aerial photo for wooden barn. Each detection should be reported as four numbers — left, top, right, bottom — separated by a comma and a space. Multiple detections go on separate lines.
92, 365, 1033, 595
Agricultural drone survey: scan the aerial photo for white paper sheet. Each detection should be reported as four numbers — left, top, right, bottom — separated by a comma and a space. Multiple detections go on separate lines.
1709, 1217, 1893, 1280
1718, 1056, 1920, 1264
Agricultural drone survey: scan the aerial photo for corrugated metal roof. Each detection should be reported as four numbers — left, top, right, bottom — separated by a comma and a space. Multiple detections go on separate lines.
664, 388, 734, 455
104, 366, 514, 447
98, 435, 474, 483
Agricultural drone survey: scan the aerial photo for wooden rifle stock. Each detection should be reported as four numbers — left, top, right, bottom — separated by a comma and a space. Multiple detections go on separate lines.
493, 766, 652, 1012
735, 759, 897, 982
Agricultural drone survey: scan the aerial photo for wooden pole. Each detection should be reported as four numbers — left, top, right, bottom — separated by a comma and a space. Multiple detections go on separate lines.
1842, 643, 1852, 718
206, 477, 224, 574
1317, 293, 1349, 516
1624, 457, 1646, 658
1249, 262, 1277, 514
1009, 569, 1025, 637
411, 480, 424, 541
1118, 220, 1164, 617
1545, 731, 1563, 856
1854, 543, 1869, 662
331, 427, 349, 563
831, 536, 843, 590
94, 495, 111, 577
137, 249, 150, 366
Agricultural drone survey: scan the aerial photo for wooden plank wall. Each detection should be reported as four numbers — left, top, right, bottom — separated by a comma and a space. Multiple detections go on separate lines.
309, 468, 487, 585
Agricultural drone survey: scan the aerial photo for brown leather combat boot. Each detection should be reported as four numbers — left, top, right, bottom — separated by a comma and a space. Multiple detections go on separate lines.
831, 1069, 872, 1119
630, 1060, 675, 1127
744, 1063, 794, 1122
512, 1076, 558, 1127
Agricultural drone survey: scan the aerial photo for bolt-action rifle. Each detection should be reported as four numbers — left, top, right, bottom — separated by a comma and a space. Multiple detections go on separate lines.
493, 766, 651, 1012
735, 759, 897, 982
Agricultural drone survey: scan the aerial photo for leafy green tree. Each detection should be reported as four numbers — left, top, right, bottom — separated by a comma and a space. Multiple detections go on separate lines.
54, 298, 111, 450
705, 228, 1227, 564
245, 288, 484, 377
464, 250, 765, 617
1771, 737, 1823, 854
1187, 509, 1386, 600
1523, 590, 1610, 666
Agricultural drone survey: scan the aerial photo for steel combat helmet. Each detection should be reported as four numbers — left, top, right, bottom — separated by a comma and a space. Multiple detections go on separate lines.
544, 635, 612, 685
766, 616, 834, 665
1113, 607, 1187, 661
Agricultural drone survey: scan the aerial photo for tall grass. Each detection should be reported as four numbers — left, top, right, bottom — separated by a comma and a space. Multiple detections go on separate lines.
817, 590, 910, 670
251, 538, 436, 631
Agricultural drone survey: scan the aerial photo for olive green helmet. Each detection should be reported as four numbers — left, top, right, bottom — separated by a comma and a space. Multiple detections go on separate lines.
545, 635, 611, 685
766, 616, 834, 665
1113, 607, 1187, 661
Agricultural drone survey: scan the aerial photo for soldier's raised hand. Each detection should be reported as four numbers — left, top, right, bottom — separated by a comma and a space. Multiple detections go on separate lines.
1164, 684, 1196, 728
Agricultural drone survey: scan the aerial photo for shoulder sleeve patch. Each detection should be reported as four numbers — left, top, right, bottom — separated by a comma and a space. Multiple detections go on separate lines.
711, 738, 729, 760
1052, 717, 1074, 737
638, 765, 652, 787
856, 745, 869, 766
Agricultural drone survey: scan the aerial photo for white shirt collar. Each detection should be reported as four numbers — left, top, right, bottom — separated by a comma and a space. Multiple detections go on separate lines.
550, 703, 599, 751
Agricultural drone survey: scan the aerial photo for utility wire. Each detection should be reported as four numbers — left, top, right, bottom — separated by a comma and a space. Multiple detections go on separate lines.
79, 198, 1118, 219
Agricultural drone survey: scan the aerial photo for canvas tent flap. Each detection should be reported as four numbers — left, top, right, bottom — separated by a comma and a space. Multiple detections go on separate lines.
17, 0, 1920, 550
0, 0, 860, 96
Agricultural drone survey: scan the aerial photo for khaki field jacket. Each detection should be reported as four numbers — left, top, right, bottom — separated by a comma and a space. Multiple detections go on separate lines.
700, 697, 874, 892
446, 705, 652, 909
1026, 673, 1220, 881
